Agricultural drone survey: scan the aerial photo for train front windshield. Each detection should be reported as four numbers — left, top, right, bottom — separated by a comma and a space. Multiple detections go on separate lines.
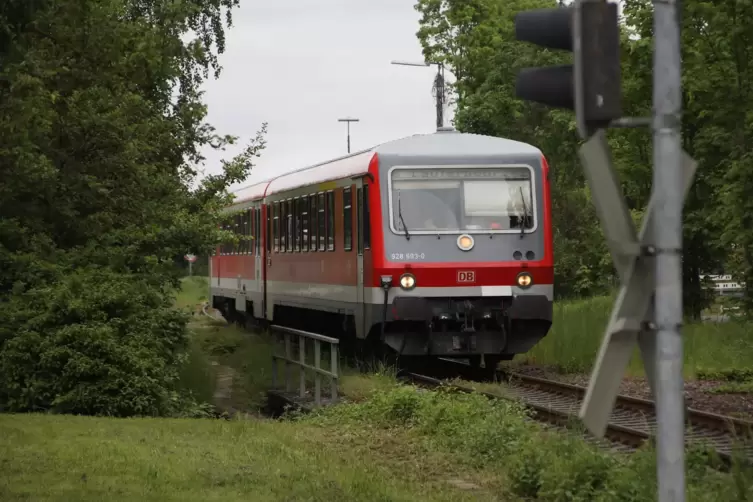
390, 166, 535, 234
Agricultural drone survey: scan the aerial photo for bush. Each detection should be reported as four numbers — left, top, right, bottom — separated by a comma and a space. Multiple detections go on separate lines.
0, 267, 198, 417
304, 385, 753, 501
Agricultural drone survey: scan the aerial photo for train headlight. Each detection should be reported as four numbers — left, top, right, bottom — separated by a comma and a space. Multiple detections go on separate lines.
457, 234, 474, 251
516, 272, 533, 289
399, 273, 416, 290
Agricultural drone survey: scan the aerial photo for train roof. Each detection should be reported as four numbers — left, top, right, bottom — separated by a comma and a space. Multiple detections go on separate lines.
226, 128, 542, 206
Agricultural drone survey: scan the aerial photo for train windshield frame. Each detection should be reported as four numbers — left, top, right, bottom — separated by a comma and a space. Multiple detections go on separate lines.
387, 165, 537, 235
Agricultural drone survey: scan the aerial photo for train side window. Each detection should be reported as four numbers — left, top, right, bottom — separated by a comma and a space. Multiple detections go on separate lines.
237, 212, 242, 255
230, 217, 236, 254
246, 210, 251, 254
242, 210, 247, 255
280, 201, 287, 252
327, 191, 335, 251
301, 196, 309, 252
229, 215, 235, 254
247, 209, 253, 255
251, 208, 256, 255
293, 198, 300, 252
251, 209, 255, 254
239, 213, 245, 254
219, 221, 224, 255
286, 199, 293, 253
357, 187, 363, 254
234, 213, 241, 254
243, 210, 248, 255
229, 217, 235, 254
255, 207, 261, 254
318, 193, 326, 251
220, 218, 230, 255
264, 204, 272, 253
273, 202, 280, 252
343, 187, 353, 251
310, 194, 318, 251
298, 197, 303, 252
229, 217, 234, 254
363, 185, 371, 250
219, 222, 225, 255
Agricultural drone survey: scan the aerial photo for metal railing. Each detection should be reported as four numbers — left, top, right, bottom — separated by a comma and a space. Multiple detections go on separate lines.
270, 325, 339, 407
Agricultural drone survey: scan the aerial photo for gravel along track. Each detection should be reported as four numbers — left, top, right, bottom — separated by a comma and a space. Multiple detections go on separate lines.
401, 368, 753, 466
504, 373, 753, 463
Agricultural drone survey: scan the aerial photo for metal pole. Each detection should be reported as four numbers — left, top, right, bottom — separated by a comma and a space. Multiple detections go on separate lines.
391, 60, 445, 130
652, 0, 685, 499
434, 64, 444, 129
338, 118, 358, 154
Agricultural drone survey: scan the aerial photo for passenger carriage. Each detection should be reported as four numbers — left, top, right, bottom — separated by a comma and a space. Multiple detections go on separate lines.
210, 127, 554, 369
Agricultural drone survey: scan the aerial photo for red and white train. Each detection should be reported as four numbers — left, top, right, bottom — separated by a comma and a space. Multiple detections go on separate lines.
210, 127, 553, 370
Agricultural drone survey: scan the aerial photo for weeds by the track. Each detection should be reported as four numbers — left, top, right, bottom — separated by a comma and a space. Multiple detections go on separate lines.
301, 380, 752, 501
175, 275, 210, 310
517, 295, 753, 377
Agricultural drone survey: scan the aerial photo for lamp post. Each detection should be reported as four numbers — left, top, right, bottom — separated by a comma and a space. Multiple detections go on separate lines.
391, 60, 446, 129
337, 117, 359, 153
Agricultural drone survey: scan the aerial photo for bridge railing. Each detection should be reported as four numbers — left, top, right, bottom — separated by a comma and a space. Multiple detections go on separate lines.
270, 325, 339, 407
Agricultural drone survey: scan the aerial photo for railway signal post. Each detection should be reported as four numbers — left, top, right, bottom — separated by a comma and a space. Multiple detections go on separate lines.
514, 1, 695, 500
184, 253, 197, 277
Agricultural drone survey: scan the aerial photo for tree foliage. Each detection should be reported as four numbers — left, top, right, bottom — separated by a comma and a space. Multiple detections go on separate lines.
0, 0, 265, 415
415, 0, 752, 314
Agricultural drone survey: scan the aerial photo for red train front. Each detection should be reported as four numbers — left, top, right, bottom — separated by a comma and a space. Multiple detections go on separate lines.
210, 127, 553, 371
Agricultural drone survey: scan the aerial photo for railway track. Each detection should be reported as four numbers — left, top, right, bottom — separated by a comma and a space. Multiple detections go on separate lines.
400, 361, 753, 466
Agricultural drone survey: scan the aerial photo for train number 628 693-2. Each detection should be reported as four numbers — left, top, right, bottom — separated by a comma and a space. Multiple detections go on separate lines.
391, 252, 426, 261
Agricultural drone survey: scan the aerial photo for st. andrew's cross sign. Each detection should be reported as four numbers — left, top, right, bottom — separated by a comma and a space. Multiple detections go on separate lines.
576, 132, 698, 436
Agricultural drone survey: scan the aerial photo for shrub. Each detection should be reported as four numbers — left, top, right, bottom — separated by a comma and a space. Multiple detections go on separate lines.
0, 267, 196, 417
304, 385, 753, 501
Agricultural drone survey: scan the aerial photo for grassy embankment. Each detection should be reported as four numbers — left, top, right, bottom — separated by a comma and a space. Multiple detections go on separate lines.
518, 294, 753, 380
2, 381, 750, 501
2, 277, 752, 501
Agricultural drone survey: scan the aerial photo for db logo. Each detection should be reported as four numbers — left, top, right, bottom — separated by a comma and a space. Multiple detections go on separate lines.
457, 271, 476, 283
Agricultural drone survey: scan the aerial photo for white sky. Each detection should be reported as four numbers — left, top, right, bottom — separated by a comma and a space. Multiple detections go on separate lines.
197, 0, 456, 187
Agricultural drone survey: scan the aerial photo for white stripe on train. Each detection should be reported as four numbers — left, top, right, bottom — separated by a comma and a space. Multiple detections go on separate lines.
211, 279, 553, 304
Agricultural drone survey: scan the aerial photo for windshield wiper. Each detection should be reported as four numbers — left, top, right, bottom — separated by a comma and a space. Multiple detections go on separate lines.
397, 190, 410, 241
518, 186, 529, 239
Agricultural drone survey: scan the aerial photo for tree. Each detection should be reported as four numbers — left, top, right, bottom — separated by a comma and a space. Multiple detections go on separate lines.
0, 0, 265, 415
415, 0, 614, 298
416, 0, 753, 316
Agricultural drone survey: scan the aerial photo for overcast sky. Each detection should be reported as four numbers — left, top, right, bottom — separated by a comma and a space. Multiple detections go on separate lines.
197, 0, 455, 187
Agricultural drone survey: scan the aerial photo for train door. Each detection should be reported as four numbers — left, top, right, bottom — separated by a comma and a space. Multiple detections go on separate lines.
253, 203, 262, 318
356, 182, 365, 338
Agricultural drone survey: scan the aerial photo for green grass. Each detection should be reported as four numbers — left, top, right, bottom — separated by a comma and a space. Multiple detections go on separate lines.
3, 381, 749, 502
175, 275, 210, 310
518, 295, 753, 377
0, 414, 494, 501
